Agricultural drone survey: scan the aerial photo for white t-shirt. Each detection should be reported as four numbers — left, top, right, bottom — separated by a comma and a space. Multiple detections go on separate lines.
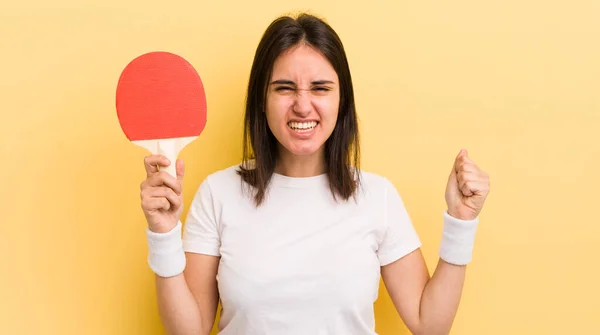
182, 164, 422, 335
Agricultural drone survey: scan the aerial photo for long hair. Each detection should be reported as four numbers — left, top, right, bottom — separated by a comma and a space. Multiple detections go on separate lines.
237, 13, 360, 206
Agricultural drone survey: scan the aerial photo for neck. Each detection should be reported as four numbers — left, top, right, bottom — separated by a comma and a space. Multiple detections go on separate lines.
275, 146, 326, 177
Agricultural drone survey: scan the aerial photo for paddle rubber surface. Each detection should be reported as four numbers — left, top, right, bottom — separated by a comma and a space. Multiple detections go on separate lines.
116, 51, 207, 142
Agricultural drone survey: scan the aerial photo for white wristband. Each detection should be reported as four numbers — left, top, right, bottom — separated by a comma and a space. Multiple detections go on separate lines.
146, 221, 186, 277
439, 211, 480, 265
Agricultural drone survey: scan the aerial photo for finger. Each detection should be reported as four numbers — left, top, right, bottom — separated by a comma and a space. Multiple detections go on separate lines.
462, 154, 475, 165
144, 155, 171, 177
140, 179, 148, 192
457, 162, 479, 175
148, 187, 181, 209
457, 169, 488, 186
457, 171, 477, 189
142, 197, 171, 212
457, 170, 473, 195
460, 180, 489, 197
451, 150, 464, 173
458, 170, 489, 185
454, 149, 467, 171
470, 180, 490, 195
147, 171, 183, 195
459, 179, 474, 196
461, 160, 481, 177
176, 159, 185, 181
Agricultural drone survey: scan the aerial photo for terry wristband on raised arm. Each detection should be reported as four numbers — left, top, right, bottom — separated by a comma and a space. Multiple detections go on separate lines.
439, 211, 480, 265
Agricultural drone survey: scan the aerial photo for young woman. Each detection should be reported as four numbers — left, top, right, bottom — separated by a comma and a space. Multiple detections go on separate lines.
140, 13, 490, 335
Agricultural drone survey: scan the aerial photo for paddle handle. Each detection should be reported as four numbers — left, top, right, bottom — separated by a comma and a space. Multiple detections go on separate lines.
132, 137, 197, 179
158, 140, 178, 178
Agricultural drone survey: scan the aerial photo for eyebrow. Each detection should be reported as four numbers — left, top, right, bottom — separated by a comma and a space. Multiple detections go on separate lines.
270, 79, 336, 86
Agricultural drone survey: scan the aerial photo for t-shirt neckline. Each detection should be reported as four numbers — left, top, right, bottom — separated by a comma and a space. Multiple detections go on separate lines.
270, 172, 328, 188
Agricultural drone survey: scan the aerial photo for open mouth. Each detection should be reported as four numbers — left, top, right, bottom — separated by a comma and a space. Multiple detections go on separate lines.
288, 121, 318, 133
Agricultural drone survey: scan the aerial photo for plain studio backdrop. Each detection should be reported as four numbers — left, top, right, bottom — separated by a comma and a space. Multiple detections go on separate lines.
1, 1, 599, 334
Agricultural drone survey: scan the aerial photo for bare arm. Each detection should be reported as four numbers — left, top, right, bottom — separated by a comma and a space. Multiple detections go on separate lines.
382, 150, 489, 334
140, 155, 221, 335
381, 249, 466, 335
155, 254, 220, 335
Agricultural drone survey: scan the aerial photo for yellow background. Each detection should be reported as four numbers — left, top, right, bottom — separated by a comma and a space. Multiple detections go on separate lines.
2, 0, 599, 334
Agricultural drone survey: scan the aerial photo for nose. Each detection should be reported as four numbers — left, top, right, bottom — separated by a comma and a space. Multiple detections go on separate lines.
292, 90, 312, 116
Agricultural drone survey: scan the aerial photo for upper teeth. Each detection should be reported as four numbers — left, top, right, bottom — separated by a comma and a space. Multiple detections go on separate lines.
289, 121, 317, 129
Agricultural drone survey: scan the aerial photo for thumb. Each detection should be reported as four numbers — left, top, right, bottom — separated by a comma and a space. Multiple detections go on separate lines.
453, 149, 468, 170
445, 157, 459, 203
176, 159, 185, 181
448, 162, 458, 186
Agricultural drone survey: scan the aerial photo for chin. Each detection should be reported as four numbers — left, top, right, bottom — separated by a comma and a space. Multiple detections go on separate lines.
281, 141, 324, 157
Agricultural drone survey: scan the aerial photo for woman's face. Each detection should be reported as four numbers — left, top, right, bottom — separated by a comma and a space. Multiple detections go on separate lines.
265, 43, 340, 159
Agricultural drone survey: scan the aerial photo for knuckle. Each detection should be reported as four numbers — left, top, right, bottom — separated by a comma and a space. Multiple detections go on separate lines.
144, 155, 153, 167
158, 171, 169, 181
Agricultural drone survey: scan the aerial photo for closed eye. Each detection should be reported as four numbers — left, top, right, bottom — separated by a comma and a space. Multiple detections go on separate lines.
275, 86, 294, 91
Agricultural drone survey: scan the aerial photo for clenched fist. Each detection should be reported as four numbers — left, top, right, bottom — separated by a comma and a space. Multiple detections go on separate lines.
140, 155, 185, 233
445, 149, 490, 221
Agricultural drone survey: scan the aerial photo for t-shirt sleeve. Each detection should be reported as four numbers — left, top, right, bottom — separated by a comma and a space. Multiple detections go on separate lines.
377, 179, 422, 266
182, 177, 221, 256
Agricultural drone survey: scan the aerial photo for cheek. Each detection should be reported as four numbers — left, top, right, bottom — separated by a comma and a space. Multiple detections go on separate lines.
315, 98, 339, 124
266, 97, 291, 125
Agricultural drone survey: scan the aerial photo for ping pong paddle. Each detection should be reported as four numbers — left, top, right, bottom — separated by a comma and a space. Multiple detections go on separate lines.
116, 51, 207, 178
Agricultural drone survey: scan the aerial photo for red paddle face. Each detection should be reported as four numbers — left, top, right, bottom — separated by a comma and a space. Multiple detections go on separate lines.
116, 51, 207, 142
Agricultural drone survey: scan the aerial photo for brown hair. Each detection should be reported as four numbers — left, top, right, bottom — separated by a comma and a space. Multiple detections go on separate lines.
237, 13, 360, 206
